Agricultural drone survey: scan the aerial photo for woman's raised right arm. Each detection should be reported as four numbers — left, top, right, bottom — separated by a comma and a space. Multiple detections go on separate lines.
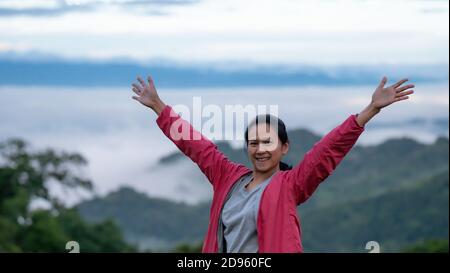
131, 75, 247, 190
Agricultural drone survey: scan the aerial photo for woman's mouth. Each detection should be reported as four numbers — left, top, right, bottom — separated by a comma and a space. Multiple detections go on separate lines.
255, 157, 270, 162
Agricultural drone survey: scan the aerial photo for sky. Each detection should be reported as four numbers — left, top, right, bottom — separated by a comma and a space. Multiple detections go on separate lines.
0, 0, 449, 66
0, 0, 448, 205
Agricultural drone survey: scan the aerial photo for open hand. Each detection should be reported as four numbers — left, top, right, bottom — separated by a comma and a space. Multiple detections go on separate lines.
371, 77, 415, 110
131, 75, 166, 115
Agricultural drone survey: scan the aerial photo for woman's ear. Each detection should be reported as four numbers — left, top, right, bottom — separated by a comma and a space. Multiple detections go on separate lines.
282, 142, 289, 155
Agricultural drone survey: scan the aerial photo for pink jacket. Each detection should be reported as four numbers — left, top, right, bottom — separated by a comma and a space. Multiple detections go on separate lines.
156, 105, 364, 253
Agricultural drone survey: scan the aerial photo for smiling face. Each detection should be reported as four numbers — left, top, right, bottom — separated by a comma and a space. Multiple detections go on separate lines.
247, 123, 289, 173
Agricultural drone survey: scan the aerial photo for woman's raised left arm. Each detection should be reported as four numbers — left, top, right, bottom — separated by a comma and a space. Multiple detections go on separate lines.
287, 77, 415, 205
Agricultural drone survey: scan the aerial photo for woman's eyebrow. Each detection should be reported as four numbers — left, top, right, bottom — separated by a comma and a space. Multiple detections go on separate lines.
249, 137, 271, 142
248, 136, 272, 142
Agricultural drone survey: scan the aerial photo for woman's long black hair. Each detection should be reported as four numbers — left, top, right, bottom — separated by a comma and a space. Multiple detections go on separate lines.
244, 114, 293, 171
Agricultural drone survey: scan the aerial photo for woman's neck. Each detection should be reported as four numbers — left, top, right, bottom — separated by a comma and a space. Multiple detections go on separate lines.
252, 166, 279, 184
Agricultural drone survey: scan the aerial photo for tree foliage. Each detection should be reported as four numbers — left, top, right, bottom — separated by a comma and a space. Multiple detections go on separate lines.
0, 138, 135, 252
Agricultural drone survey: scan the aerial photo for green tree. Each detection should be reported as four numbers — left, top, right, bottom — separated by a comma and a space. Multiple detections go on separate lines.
0, 138, 135, 252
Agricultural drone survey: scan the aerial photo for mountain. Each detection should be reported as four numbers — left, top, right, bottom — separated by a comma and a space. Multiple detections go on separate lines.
0, 57, 448, 87
76, 187, 210, 251
75, 132, 449, 252
76, 168, 448, 252
300, 169, 449, 252
156, 128, 449, 210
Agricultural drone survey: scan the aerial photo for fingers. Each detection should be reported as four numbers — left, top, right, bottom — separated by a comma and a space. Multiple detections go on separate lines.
137, 76, 147, 89
396, 90, 414, 98
132, 95, 143, 104
391, 78, 408, 89
131, 83, 142, 94
396, 84, 415, 92
378, 76, 388, 89
393, 95, 410, 103
147, 75, 154, 87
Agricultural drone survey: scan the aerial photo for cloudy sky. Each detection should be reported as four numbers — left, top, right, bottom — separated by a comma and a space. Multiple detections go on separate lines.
0, 0, 448, 204
0, 0, 448, 66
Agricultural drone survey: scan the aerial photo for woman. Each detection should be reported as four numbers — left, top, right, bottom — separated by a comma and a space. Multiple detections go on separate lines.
131, 76, 414, 253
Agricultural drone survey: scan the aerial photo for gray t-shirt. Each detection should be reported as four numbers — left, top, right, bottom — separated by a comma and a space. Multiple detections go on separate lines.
221, 172, 276, 253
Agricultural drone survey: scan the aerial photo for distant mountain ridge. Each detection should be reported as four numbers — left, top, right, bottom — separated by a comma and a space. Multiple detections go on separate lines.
156, 127, 449, 209
1, 57, 448, 87
76, 129, 449, 252
76, 168, 448, 252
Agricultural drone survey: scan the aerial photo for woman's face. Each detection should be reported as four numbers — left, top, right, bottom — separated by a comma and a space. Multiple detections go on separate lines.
247, 123, 289, 173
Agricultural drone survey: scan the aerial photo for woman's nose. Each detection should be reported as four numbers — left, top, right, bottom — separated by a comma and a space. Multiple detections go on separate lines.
257, 144, 268, 153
